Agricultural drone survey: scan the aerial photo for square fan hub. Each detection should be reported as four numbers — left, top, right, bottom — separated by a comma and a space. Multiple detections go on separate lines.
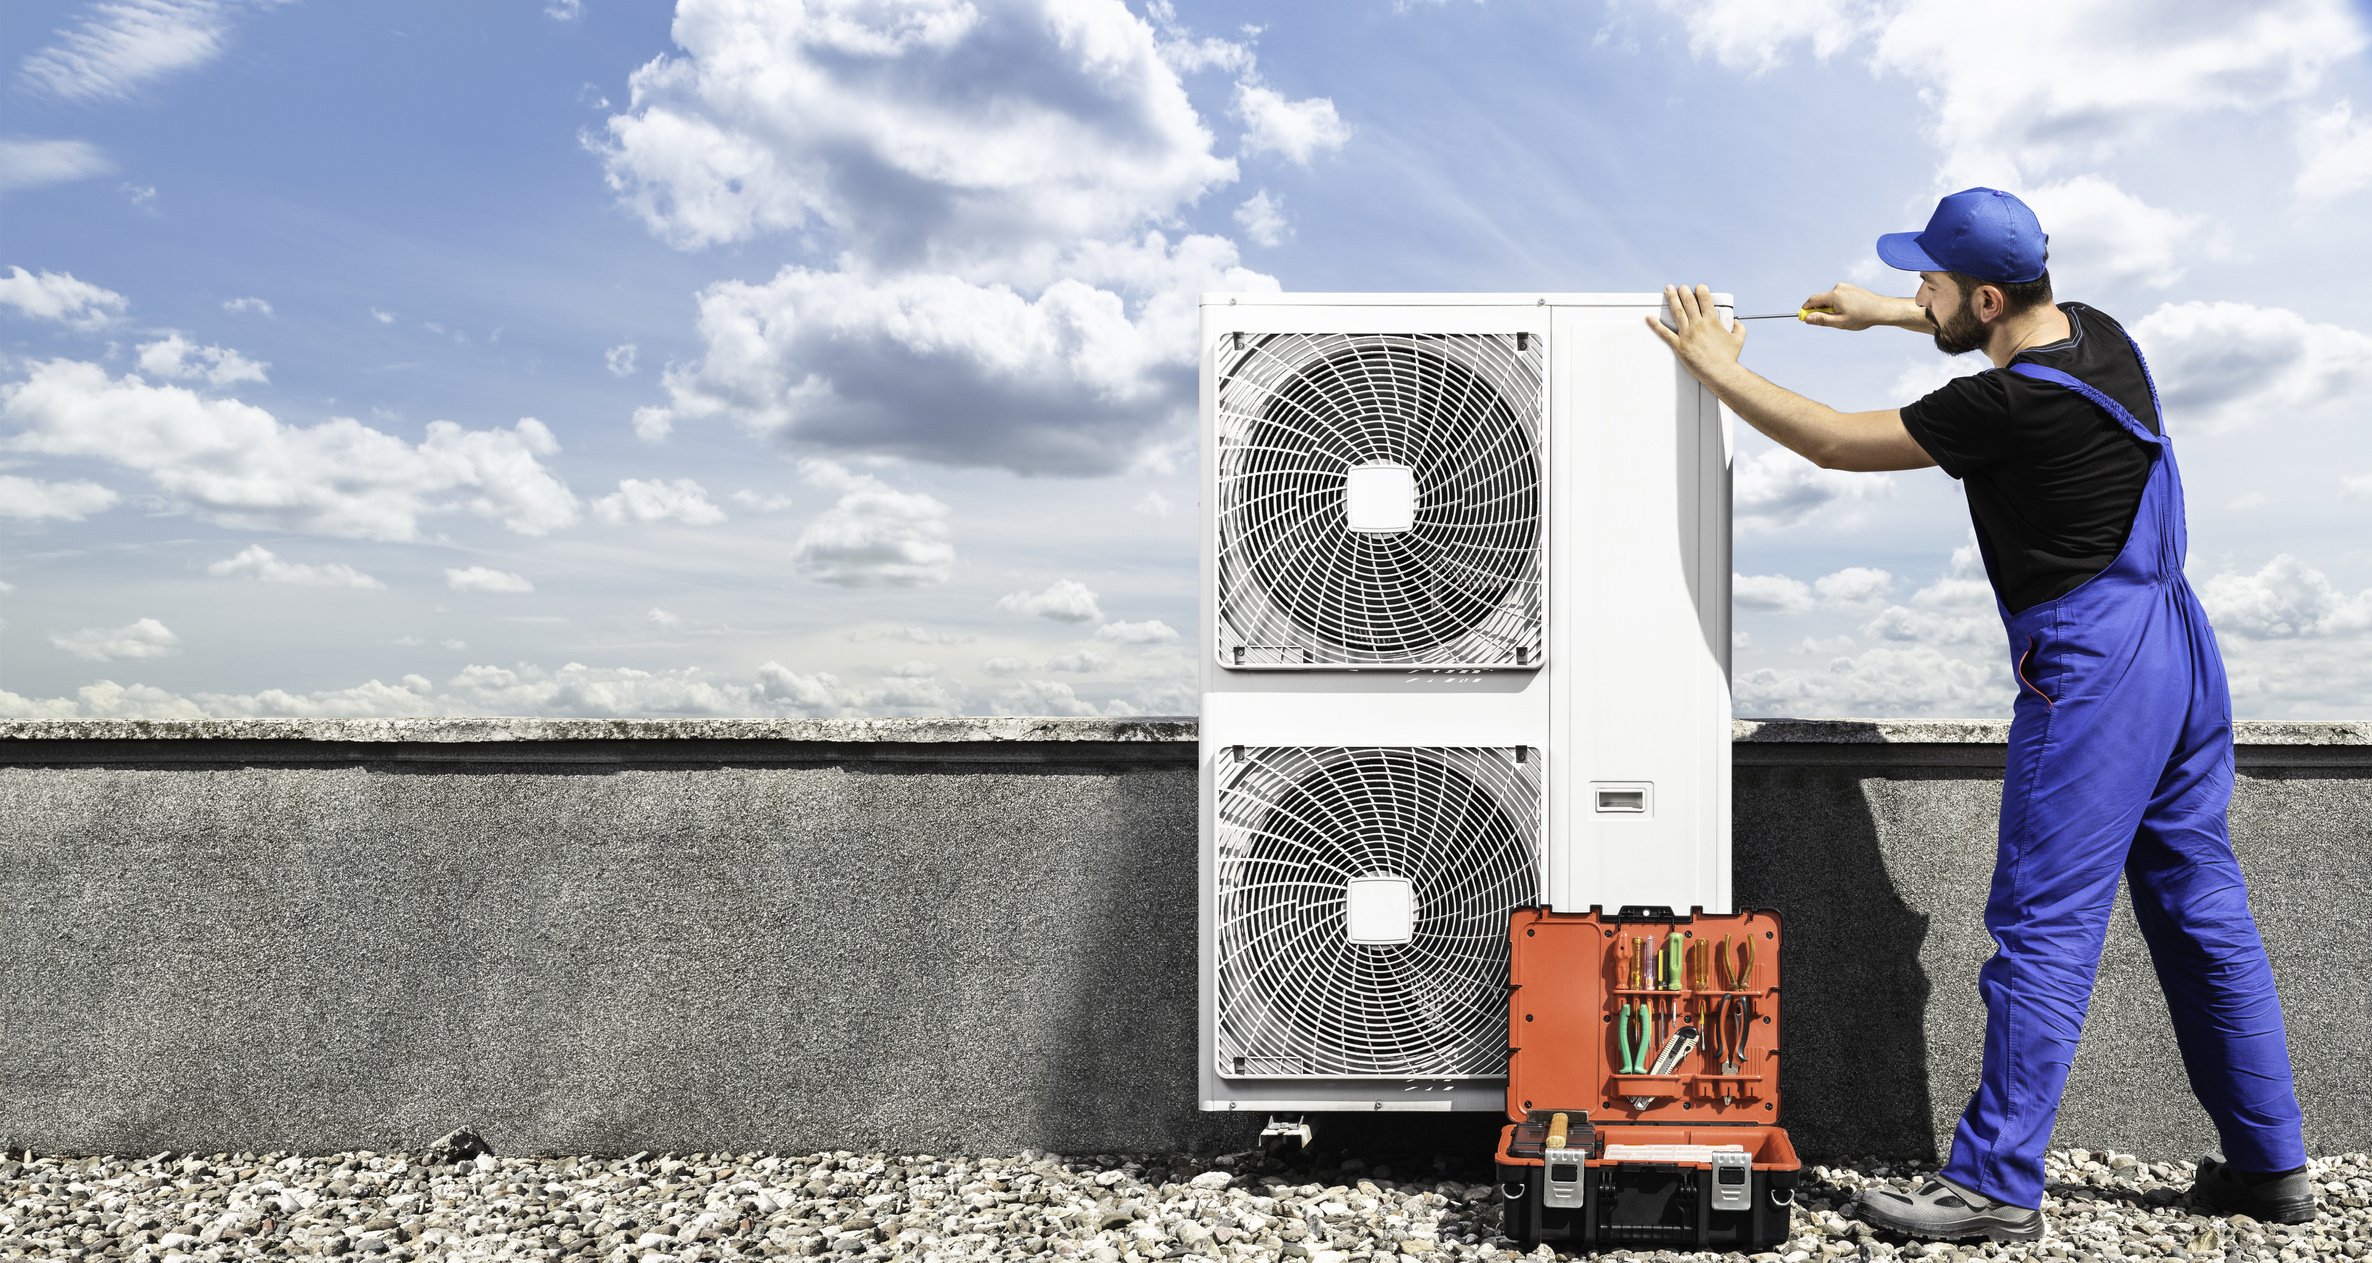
1343, 464, 1417, 533
1344, 874, 1416, 945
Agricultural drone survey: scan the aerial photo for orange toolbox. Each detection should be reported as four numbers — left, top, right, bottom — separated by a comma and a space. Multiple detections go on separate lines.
1496, 905, 1799, 1252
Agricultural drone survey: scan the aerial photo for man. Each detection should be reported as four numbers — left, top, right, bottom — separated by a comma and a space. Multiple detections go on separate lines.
1647, 187, 2313, 1242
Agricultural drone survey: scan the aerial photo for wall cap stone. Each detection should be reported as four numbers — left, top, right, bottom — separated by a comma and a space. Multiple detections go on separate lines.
1731, 718, 2372, 746
0, 716, 1195, 743
0, 716, 2362, 746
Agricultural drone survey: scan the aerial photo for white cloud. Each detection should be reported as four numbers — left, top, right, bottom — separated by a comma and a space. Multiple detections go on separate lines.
2345, 473, 2372, 500
121, 182, 157, 210
0, 473, 118, 521
2132, 301, 2372, 435
222, 296, 272, 315
1911, 542, 1995, 609
2297, 99, 2372, 201
631, 405, 673, 442
1815, 566, 1894, 609
998, 578, 1103, 624
2198, 554, 2372, 639
640, 234, 1275, 475
1132, 490, 1174, 518
1735, 641, 2009, 718
370, 307, 395, 324
1654, 0, 1865, 74
1733, 572, 1814, 614
1, 360, 580, 540
0, 139, 116, 193
1733, 446, 1894, 530
0, 655, 1210, 719
848, 625, 974, 645
137, 332, 269, 386
2189, 555, 2372, 714
605, 343, 638, 377
546, 0, 584, 20
993, 678, 1105, 717
1856, 0, 2365, 184
979, 656, 1031, 677
1046, 648, 1111, 673
0, 679, 204, 720
1095, 618, 1179, 644
1234, 189, 1290, 247
1855, 544, 1995, 646
731, 489, 795, 512
52, 616, 180, 662
2019, 175, 2218, 290
591, 477, 727, 526
1, 660, 962, 720
790, 458, 955, 587
1861, 604, 1996, 646
0, 267, 128, 328
647, 607, 682, 629
18, 0, 280, 102
445, 566, 534, 594
595, 0, 1237, 264
1236, 80, 1350, 164
878, 659, 940, 678
206, 545, 384, 589
1145, 1, 1252, 73
596, 0, 1280, 476
1656, 0, 2364, 292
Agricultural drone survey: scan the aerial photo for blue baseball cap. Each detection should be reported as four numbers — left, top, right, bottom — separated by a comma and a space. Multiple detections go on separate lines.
1876, 187, 2049, 282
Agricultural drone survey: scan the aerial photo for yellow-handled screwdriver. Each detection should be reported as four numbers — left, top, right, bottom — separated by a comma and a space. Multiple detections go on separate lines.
1736, 306, 1838, 321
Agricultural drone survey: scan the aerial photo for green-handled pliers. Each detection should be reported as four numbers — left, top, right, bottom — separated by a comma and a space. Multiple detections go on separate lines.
1615, 1000, 1646, 1073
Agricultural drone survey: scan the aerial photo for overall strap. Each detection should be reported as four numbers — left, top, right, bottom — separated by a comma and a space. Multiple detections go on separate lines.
2005, 362, 2163, 447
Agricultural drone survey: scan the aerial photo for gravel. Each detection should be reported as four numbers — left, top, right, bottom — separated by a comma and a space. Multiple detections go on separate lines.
1, 1145, 2367, 1262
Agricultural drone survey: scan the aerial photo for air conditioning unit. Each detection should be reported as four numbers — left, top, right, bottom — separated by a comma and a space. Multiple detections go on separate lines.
1198, 294, 1733, 1115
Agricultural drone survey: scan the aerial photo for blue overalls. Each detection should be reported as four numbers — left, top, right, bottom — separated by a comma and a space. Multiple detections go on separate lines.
1936, 332, 2307, 1208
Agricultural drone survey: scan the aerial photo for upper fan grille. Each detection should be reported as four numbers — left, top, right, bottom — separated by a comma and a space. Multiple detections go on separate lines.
1216, 333, 1544, 668
1214, 746, 1540, 1080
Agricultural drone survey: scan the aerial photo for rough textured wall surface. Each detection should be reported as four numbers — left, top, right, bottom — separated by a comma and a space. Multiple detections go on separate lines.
3, 718, 2368, 1162
0, 724, 1252, 1159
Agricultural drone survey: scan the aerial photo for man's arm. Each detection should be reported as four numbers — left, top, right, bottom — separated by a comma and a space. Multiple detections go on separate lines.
1645, 284, 1937, 473
1799, 281, 1932, 333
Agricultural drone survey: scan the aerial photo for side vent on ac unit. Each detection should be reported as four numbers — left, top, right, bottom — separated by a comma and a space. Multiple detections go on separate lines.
1214, 746, 1542, 1079
1214, 332, 1545, 669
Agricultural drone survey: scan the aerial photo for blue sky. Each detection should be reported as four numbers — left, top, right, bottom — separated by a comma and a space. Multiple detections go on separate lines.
4, 0, 2371, 720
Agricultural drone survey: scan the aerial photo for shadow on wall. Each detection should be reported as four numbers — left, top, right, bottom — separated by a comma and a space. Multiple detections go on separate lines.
1030, 762, 1263, 1157
1733, 734, 1939, 1161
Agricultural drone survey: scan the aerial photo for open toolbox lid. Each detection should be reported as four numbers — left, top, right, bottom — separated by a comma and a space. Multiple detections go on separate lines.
1505, 904, 1783, 1130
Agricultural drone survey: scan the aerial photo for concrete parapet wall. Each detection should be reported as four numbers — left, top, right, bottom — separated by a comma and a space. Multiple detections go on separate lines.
3, 717, 2368, 1161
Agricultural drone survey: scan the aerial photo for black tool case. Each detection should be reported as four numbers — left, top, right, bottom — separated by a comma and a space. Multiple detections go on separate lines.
1494, 905, 1798, 1252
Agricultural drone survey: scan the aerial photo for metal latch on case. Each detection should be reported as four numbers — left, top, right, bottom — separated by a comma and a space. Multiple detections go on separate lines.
1543, 1149, 1588, 1209
1541, 1111, 1588, 1209
1709, 1150, 1752, 1212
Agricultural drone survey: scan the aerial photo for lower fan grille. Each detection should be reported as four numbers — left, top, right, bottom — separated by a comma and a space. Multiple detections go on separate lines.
1214, 746, 1541, 1079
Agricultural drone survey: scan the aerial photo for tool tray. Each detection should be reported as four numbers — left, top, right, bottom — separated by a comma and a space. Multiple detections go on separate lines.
1495, 906, 1798, 1252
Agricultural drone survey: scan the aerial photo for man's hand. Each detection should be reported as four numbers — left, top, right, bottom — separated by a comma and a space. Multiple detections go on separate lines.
1801, 282, 1928, 332
1644, 284, 1744, 383
1643, 282, 1938, 474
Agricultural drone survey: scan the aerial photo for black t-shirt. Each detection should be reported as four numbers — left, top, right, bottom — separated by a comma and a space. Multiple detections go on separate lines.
1898, 303, 2160, 614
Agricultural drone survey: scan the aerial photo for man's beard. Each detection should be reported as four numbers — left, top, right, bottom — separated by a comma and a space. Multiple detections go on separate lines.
1927, 293, 1989, 356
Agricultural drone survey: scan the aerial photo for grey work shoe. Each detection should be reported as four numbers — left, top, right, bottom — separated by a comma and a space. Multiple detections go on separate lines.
2189, 1154, 2317, 1225
1856, 1176, 2043, 1243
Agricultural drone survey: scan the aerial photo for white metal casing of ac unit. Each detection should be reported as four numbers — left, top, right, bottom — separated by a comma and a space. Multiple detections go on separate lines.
1197, 293, 1734, 1115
